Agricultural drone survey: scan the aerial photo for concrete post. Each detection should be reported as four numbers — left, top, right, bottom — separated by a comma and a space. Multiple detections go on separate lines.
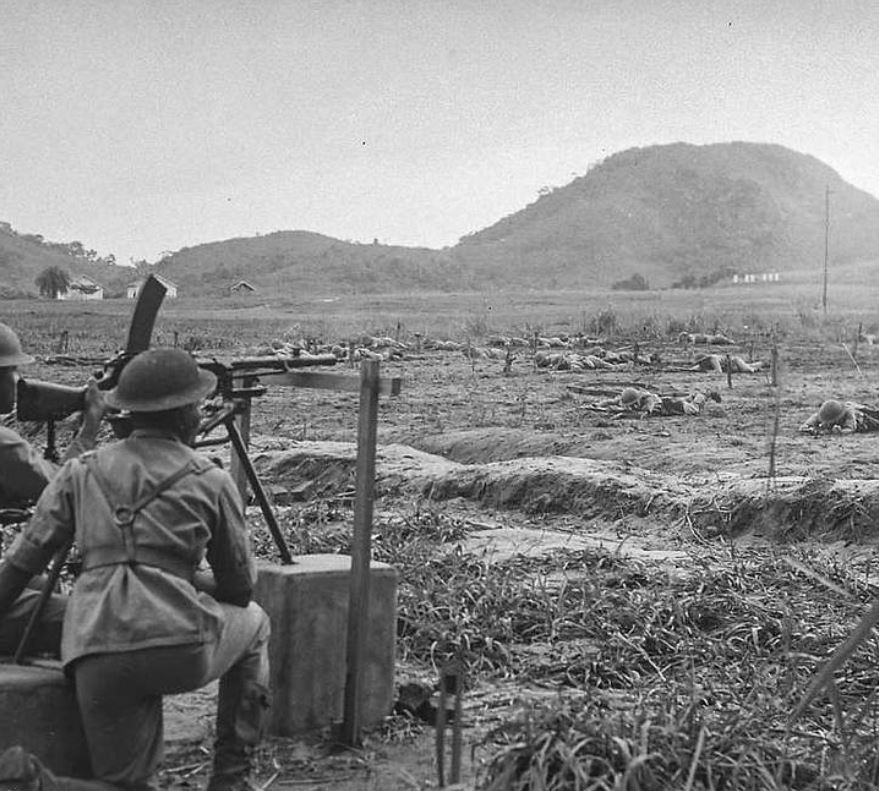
0, 662, 92, 777
254, 555, 398, 735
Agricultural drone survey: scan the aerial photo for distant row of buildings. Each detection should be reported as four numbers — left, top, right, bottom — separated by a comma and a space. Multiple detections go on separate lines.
731, 273, 781, 284
56, 275, 257, 300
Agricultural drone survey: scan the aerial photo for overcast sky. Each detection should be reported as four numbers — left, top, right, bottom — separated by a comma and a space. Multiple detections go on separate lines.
1, 0, 876, 265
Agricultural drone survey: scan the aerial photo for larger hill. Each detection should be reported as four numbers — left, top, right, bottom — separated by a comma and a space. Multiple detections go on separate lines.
155, 141, 879, 293
4, 142, 879, 297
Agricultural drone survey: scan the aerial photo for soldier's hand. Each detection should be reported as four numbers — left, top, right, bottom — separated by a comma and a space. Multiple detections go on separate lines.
81, 379, 107, 433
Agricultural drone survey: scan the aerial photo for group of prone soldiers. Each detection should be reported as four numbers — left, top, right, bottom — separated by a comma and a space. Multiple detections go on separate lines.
0, 323, 269, 791
594, 384, 879, 435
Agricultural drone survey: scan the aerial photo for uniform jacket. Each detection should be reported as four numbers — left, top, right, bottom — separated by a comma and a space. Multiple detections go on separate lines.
5, 428, 255, 668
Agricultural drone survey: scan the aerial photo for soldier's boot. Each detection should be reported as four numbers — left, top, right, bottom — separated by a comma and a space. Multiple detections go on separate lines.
205, 668, 271, 791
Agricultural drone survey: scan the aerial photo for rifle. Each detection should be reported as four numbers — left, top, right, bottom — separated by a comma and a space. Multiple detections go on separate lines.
15, 275, 169, 459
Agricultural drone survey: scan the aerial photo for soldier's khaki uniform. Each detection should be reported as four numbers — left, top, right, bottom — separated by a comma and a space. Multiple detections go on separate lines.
799, 402, 879, 434
4, 427, 270, 791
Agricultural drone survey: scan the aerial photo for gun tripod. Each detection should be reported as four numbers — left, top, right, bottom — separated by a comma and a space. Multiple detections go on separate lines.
195, 395, 293, 564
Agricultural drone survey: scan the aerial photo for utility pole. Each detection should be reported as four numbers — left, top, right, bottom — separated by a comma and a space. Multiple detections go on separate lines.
822, 185, 832, 314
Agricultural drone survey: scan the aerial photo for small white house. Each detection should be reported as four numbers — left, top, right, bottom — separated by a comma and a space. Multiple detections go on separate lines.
58, 275, 103, 301
127, 274, 178, 299
229, 280, 257, 295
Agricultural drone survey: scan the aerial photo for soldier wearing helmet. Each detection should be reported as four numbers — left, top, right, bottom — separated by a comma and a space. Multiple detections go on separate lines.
597, 387, 720, 417
799, 399, 879, 434
0, 322, 105, 506
0, 321, 105, 660
593, 386, 660, 414
0, 348, 271, 791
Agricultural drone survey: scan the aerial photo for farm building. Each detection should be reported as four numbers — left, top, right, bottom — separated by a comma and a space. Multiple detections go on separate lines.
229, 280, 257, 295
127, 274, 178, 299
58, 275, 103, 301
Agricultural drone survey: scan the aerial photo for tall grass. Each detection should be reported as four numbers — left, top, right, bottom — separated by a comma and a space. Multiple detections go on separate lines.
265, 503, 879, 790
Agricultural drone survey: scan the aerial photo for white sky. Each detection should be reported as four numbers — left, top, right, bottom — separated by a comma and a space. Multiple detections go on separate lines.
1, 0, 877, 265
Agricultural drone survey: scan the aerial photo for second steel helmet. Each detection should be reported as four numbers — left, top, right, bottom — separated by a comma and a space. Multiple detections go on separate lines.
817, 399, 846, 424
620, 387, 642, 406
106, 348, 217, 412
0, 323, 35, 368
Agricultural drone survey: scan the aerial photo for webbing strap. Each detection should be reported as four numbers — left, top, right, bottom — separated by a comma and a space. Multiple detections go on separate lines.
81, 454, 210, 575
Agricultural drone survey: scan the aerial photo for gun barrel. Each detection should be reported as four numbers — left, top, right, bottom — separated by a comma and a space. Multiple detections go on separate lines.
227, 354, 338, 370
16, 379, 86, 421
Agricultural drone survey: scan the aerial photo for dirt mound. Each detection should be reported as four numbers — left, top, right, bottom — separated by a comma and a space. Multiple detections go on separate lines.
253, 439, 879, 541
687, 476, 879, 541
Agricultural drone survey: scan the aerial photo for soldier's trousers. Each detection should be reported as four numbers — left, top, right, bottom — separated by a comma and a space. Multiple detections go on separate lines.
0, 584, 66, 658
46, 601, 271, 791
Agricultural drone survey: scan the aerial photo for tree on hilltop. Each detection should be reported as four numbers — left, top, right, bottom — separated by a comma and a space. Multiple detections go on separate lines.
35, 266, 71, 299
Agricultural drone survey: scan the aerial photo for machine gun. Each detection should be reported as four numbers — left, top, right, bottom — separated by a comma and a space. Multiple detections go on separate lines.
193, 349, 339, 564
14, 275, 168, 460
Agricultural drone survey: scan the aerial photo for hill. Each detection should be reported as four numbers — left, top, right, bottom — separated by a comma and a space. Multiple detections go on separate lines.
0, 222, 133, 298
155, 142, 879, 294
454, 141, 879, 288
155, 231, 467, 298
5, 142, 879, 297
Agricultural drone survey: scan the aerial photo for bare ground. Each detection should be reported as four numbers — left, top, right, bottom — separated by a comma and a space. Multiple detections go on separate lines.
23, 334, 879, 789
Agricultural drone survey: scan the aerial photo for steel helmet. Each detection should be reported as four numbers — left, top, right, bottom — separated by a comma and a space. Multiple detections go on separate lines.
620, 387, 642, 406
817, 399, 846, 424
0, 323, 35, 367
106, 348, 217, 412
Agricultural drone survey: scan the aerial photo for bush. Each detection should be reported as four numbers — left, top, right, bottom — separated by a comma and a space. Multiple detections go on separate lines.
611, 272, 650, 291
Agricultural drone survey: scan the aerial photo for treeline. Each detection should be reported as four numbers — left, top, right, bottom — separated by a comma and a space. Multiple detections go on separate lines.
0, 220, 117, 268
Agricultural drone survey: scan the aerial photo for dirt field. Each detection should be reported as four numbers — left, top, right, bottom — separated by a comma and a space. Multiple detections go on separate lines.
8, 294, 879, 789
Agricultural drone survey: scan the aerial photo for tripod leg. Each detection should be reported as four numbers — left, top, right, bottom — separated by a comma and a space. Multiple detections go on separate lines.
225, 419, 294, 565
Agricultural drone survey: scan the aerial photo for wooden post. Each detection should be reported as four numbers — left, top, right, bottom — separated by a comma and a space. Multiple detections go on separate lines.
341, 359, 381, 747
725, 353, 733, 389
770, 344, 779, 387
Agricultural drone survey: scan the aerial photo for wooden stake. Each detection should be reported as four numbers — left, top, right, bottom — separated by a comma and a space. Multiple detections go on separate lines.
341, 359, 381, 747
229, 376, 254, 503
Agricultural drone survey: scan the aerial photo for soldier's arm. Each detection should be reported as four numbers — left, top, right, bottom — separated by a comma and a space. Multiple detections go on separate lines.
0, 426, 56, 503
61, 379, 106, 461
838, 410, 858, 434
798, 413, 820, 433
204, 474, 256, 607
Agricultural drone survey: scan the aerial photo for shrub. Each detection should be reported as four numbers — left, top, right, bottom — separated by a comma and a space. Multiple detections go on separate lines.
611, 272, 650, 291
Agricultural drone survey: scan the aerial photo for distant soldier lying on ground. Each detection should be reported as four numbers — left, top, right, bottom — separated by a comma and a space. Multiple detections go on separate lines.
799, 399, 879, 434
678, 332, 736, 345
689, 353, 765, 373
596, 387, 722, 416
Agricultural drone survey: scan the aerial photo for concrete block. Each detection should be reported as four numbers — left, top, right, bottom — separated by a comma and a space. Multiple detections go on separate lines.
254, 555, 398, 735
0, 661, 91, 777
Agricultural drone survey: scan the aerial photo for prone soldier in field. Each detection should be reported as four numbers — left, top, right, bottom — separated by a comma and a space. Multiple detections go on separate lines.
0, 348, 271, 791
0, 322, 105, 657
799, 399, 879, 434
688, 353, 764, 373
597, 386, 721, 416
